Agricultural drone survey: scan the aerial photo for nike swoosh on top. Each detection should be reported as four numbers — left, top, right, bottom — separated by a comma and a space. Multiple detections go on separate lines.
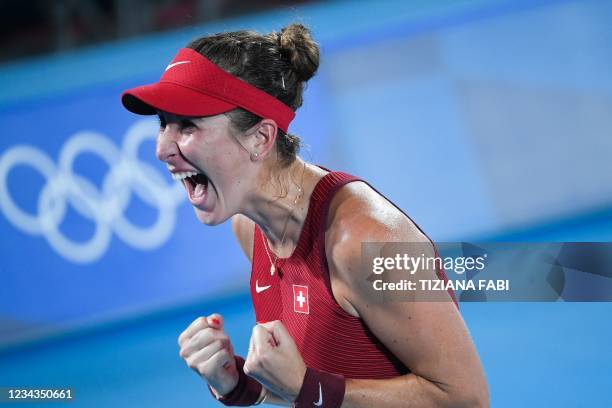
165, 61, 191, 71
255, 280, 272, 294
314, 382, 323, 406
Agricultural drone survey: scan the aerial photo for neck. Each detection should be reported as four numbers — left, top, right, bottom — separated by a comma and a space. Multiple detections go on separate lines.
241, 157, 311, 255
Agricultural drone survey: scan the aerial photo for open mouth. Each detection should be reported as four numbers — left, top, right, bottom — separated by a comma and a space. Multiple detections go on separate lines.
172, 171, 209, 204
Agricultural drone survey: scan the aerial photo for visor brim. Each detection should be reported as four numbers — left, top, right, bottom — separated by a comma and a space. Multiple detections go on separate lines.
121, 82, 237, 117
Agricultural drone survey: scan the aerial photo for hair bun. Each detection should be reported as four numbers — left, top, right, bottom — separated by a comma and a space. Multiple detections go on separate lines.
279, 23, 320, 82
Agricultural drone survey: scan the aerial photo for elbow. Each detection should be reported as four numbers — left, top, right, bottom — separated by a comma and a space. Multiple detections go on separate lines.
458, 390, 489, 408
440, 375, 489, 408
452, 382, 490, 408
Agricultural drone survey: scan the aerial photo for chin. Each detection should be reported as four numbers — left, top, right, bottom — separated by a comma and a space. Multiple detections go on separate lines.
193, 207, 228, 226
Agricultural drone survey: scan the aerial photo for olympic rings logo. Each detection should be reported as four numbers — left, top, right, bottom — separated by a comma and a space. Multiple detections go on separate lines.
0, 119, 185, 264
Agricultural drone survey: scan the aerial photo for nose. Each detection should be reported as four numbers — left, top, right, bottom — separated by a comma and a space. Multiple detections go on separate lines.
156, 125, 180, 163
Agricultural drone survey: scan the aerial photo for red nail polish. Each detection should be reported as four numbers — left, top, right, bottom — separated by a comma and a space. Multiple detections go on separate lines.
211, 317, 220, 326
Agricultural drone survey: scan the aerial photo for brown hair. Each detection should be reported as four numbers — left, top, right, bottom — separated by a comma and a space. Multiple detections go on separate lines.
187, 23, 320, 166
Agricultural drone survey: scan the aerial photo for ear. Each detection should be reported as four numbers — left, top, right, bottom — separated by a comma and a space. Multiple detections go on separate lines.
245, 119, 278, 161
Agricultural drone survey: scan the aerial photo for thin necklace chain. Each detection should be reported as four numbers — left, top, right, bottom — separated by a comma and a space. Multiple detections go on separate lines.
262, 161, 306, 276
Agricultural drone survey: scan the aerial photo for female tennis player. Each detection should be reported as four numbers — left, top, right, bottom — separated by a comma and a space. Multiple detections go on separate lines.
121, 23, 488, 407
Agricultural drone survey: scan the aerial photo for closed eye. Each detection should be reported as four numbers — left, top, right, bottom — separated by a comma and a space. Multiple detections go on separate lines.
180, 120, 197, 132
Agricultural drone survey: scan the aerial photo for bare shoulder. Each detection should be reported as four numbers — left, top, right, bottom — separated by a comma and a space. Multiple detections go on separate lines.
231, 214, 255, 262
325, 181, 434, 301
327, 181, 432, 255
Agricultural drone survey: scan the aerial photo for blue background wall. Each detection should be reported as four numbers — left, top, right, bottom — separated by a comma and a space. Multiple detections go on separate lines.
1, 0, 611, 406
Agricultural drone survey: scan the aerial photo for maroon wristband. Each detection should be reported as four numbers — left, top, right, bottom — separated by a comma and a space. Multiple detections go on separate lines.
293, 367, 345, 408
208, 355, 262, 406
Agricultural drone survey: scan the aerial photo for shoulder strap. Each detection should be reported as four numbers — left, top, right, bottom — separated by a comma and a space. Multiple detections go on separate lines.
309, 171, 362, 230
309, 170, 459, 307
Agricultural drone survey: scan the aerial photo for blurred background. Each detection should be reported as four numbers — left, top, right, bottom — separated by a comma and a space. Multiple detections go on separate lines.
1, 0, 611, 406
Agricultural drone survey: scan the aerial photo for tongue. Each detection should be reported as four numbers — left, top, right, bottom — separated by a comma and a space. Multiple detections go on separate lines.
193, 182, 206, 198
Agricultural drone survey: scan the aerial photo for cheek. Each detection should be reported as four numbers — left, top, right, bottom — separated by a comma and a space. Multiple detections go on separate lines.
206, 142, 247, 189
214, 138, 245, 172
214, 154, 244, 185
178, 136, 202, 159
180, 135, 223, 165
181, 129, 246, 181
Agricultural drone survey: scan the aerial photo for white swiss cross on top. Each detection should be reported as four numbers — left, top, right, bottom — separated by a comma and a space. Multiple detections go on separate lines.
292, 284, 309, 314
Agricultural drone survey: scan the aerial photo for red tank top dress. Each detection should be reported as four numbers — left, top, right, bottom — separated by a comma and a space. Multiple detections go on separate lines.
250, 171, 457, 379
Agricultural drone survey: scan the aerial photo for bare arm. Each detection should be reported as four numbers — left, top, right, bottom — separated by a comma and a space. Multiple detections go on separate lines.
325, 182, 489, 408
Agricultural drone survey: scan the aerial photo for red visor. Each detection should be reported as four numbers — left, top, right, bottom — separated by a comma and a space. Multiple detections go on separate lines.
121, 48, 295, 133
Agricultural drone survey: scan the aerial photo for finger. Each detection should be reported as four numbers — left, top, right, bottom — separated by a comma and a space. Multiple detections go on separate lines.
180, 329, 224, 359
207, 313, 224, 330
251, 324, 276, 353
258, 321, 277, 331
185, 338, 226, 369
178, 316, 209, 347
199, 347, 233, 376
260, 320, 286, 345
272, 321, 290, 345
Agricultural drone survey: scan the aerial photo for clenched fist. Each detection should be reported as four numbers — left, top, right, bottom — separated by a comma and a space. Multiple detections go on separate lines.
244, 320, 307, 402
178, 314, 239, 396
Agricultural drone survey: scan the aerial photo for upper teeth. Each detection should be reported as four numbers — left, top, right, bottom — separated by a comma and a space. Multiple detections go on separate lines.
172, 171, 197, 181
